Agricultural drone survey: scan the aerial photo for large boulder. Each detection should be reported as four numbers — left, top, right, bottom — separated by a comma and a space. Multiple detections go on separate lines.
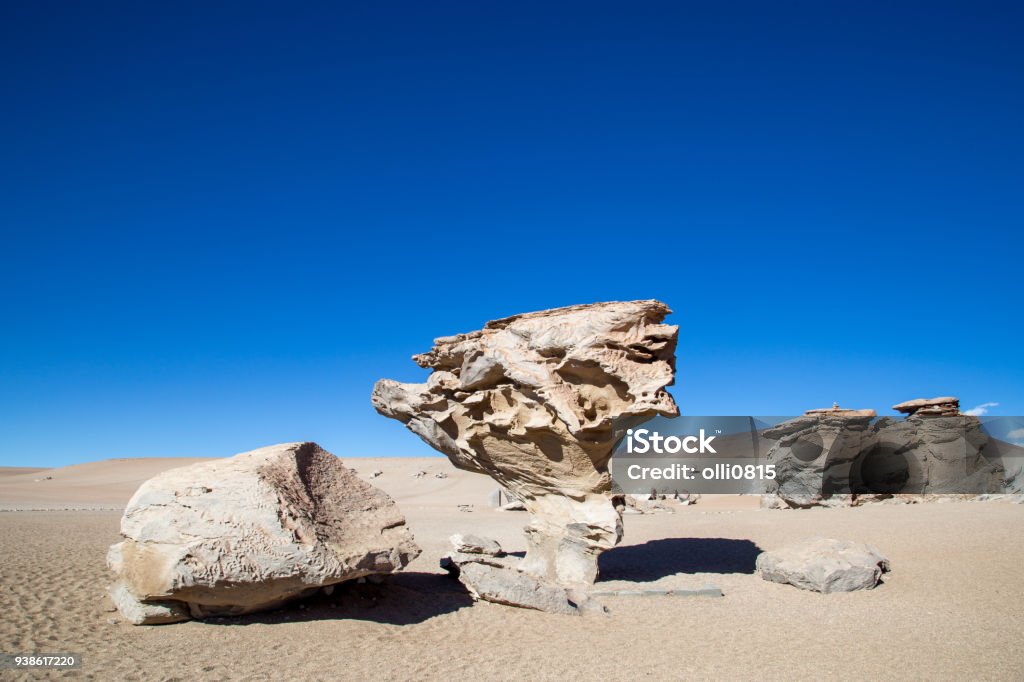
757, 538, 890, 593
107, 442, 420, 624
373, 300, 678, 587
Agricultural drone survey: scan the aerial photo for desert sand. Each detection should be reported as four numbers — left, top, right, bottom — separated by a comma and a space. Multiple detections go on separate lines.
1, 456, 1022, 681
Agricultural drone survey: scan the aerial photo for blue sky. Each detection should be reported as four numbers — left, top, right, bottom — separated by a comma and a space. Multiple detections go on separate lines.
1, 1, 1021, 466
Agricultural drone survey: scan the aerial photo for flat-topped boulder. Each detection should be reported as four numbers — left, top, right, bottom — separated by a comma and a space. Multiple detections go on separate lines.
804, 403, 877, 418
373, 300, 678, 587
892, 396, 960, 417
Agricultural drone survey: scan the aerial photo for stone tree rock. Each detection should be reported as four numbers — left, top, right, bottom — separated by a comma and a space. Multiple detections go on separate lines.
107, 442, 420, 624
757, 538, 890, 593
372, 300, 678, 586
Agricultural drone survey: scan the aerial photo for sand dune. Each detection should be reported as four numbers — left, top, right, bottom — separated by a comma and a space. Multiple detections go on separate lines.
0, 458, 214, 509
0, 456, 489, 511
0, 456, 1022, 680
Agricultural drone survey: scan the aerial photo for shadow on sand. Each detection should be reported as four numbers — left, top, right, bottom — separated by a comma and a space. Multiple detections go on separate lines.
200, 539, 763, 626
598, 537, 763, 582
201, 571, 473, 627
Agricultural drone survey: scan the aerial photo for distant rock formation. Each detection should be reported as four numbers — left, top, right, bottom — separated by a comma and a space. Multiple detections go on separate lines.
373, 300, 678, 587
804, 402, 877, 418
107, 442, 419, 624
764, 397, 1005, 508
763, 409, 880, 508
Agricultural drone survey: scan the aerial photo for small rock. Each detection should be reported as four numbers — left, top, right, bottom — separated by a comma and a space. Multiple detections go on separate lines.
450, 534, 504, 556
457, 561, 583, 615
434, 472, 448, 479
108, 582, 189, 625
457, 504, 474, 512
757, 538, 890, 593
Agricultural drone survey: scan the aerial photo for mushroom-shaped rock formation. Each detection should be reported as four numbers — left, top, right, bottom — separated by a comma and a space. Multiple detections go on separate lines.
372, 300, 678, 586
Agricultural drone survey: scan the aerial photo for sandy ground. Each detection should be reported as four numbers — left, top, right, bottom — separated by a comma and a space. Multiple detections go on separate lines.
1, 456, 1022, 681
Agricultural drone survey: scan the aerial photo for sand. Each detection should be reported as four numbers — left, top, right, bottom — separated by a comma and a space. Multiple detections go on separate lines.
1, 456, 1022, 681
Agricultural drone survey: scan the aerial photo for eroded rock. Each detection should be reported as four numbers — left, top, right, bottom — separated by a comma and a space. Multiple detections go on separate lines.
373, 300, 678, 586
892, 396, 960, 417
107, 442, 420, 624
440, 538, 597, 615
764, 403, 1005, 508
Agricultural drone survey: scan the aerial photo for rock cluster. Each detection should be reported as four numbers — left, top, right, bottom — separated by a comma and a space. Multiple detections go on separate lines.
440, 536, 598, 615
763, 397, 1005, 508
757, 538, 890, 593
373, 300, 678, 587
108, 442, 420, 624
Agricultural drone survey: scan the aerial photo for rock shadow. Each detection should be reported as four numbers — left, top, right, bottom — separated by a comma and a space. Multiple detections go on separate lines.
199, 571, 473, 627
598, 538, 763, 582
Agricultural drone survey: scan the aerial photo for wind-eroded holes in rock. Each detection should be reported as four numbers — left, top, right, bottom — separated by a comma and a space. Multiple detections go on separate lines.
600, 340, 658, 364
627, 343, 656, 362
555, 359, 629, 423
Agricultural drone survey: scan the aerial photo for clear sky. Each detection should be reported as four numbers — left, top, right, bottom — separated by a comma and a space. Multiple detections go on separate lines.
1, 1, 1021, 466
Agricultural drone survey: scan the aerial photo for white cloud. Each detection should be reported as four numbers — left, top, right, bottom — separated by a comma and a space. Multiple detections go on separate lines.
1006, 428, 1024, 440
964, 402, 999, 416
